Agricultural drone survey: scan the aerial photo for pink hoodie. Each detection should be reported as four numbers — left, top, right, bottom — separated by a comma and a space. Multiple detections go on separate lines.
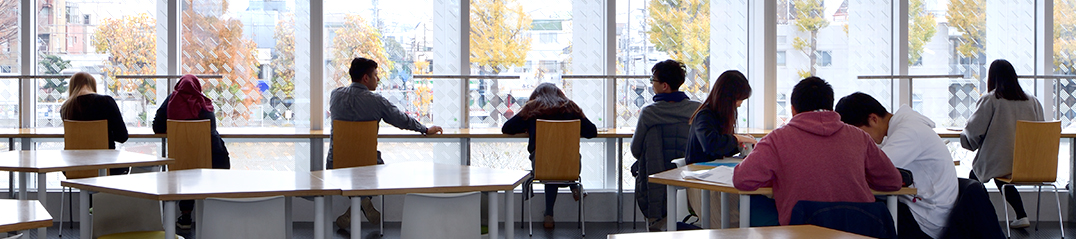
733, 111, 902, 225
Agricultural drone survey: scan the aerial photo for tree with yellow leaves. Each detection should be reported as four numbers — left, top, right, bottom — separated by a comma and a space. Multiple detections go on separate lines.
909, 0, 937, 66
412, 60, 433, 122
470, 0, 531, 74
181, 0, 261, 125
271, 13, 295, 98
791, 0, 828, 78
329, 14, 392, 88
93, 13, 157, 98
1055, 0, 1076, 75
947, 0, 984, 60
647, 0, 710, 91
470, 0, 531, 124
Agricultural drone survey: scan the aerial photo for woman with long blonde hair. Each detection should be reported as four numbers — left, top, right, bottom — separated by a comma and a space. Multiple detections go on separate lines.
59, 72, 130, 174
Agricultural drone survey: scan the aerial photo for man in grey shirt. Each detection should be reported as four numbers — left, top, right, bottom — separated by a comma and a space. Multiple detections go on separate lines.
330, 57, 443, 231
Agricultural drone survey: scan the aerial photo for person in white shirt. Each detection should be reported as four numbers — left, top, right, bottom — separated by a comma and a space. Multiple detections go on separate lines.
835, 92, 958, 239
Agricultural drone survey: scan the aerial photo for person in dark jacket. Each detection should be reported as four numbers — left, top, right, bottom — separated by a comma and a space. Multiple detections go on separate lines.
629, 60, 700, 231
502, 82, 597, 229
152, 74, 230, 230
60, 72, 130, 175
684, 70, 756, 165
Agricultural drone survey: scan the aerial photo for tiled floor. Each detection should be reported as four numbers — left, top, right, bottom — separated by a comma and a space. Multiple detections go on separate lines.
14, 221, 1076, 238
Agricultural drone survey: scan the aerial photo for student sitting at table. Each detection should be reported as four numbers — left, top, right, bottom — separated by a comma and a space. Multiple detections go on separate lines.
836, 92, 958, 239
502, 82, 598, 229
60, 72, 130, 175
679, 69, 755, 228
684, 70, 755, 165
733, 77, 903, 226
152, 74, 232, 230
629, 60, 701, 231
961, 59, 1044, 229
327, 57, 444, 231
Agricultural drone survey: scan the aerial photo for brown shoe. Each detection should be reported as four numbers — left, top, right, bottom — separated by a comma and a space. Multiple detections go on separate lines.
570, 187, 587, 201
335, 208, 351, 231
543, 215, 555, 229
361, 198, 381, 225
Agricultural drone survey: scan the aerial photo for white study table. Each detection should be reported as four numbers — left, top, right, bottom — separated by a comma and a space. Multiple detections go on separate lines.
311, 162, 531, 239
0, 149, 173, 238
61, 169, 339, 239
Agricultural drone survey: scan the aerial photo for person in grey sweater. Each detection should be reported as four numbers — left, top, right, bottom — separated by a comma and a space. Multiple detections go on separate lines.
960, 59, 1044, 229
630, 60, 701, 231
329, 57, 443, 231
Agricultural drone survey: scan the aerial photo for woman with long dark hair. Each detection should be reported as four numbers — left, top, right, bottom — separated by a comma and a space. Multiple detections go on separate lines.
961, 59, 1044, 229
60, 72, 130, 175
685, 70, 755, 164
502, 82, 598, 229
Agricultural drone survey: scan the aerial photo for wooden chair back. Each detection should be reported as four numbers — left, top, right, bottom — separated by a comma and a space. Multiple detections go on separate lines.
63, 120, 109, 179
167, 119, 212, 170
331, 120, 379, 169
534, 119, 582, 181
1010, 120, 1062, 183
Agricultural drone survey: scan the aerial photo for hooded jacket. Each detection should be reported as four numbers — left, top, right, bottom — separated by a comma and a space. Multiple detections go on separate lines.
629, 98, 701, 219
881, 105, 958, 238
733, 110, 902, 225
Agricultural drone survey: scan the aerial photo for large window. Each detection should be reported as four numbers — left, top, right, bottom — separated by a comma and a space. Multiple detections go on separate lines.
776, 0, 893, 125
0, 0, 17, 128
180, 0, 306, 128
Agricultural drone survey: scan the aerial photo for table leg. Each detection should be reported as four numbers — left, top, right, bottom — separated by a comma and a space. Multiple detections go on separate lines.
79, 190, 90, 239
666, 185, 676, 231
164, 201, 176, 239
314, 196, 324, 239
505, 189, 514, 239
888, 195, 898, 236
739, 194, 750, 228
37, 172, 46, 238
18, 172, 26, 200
616, 138, 623, 225
489, 191, 499, 239
324, 196, 333, 237
701, 190, 710, 229
285, 197, 293, 239
720, 192, 729, 229
351, 197, 362, 239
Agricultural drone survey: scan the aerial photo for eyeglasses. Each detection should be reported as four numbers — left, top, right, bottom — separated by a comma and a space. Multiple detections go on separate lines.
650, 77, 661, 84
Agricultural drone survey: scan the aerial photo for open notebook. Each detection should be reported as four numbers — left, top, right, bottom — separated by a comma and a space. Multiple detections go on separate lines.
680, 159, 740, 185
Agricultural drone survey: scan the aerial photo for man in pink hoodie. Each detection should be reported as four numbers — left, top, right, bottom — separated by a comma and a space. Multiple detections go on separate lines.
733, 77, 903, 225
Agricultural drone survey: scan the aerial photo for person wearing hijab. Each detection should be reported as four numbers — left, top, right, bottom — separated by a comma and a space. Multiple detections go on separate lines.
60, 72, 130, 175
152, 74, 231, 230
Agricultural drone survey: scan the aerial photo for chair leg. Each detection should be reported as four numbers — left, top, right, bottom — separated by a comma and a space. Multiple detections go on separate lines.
1052, 184, 1065, 238
380, 195, 385, 236
528, 188, 533, 237
67, 187, 73, 229
1002, 183, 1011, 238
579, 183, 585, 237
58, 187, 65, 238
1035, 185, 1042, 231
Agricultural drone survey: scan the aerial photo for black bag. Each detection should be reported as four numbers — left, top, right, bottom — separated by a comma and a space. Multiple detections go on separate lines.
897, 168, 914, 187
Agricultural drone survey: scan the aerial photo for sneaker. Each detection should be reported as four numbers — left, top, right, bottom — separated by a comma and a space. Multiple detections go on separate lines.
335, 208, 351, 231
543, 215, 555, 229
1010, 217, 1030, 228
176, 213, 193, 230
361, 198, 381, 225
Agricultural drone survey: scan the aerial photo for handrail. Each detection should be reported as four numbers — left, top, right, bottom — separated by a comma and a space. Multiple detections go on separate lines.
1017, 75, 1076, 79
856, 74, 963, 79
857, 74, 1076, 80
115, 74, 224, 79
0, 75, 74, 79
412, 75, 520, 79
562, 75, 651, 79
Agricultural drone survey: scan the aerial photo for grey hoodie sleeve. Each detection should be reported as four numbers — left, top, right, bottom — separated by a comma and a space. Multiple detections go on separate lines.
961, 96, 994, 151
